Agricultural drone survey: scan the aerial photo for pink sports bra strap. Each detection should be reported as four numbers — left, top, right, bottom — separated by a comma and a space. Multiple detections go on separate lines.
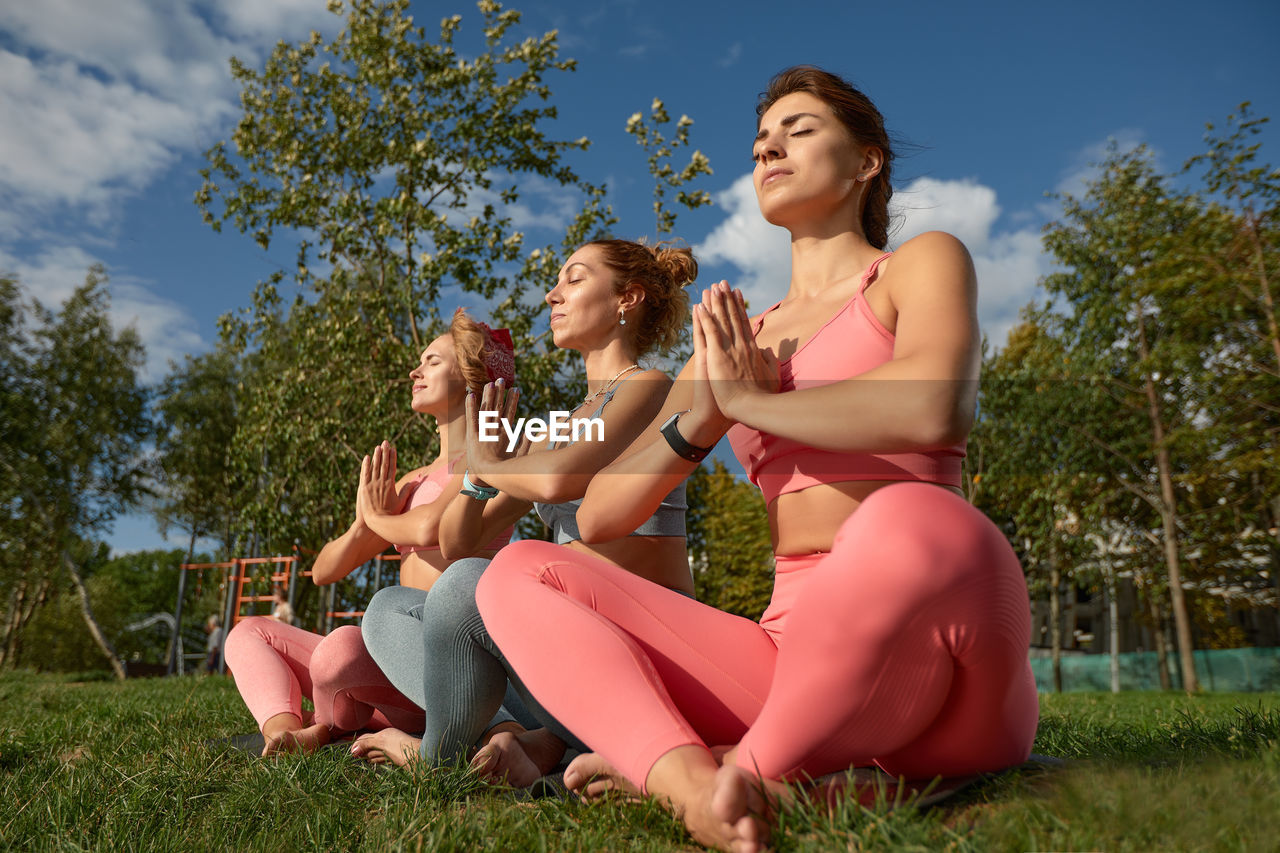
857, 252, 893, 295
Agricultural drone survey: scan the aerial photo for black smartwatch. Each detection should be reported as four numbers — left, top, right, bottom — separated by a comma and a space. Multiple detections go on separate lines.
660, 411, 714, 463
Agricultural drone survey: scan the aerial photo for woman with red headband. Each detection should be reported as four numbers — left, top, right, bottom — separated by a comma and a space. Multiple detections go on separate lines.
223, 309, 517, 755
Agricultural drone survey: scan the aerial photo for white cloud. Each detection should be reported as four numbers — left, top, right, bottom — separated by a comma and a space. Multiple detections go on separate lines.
0, 50, 207, 215
718, 42, 743, 68
0, 0, 333, 220
1047, 130, 1149, 212
890, 176, 1048, 348
0, 245, 202, 380
696, 172, 1049, 350
890, 177, 1000, 250
0, 0, 336, 372
695, 173, 790, 312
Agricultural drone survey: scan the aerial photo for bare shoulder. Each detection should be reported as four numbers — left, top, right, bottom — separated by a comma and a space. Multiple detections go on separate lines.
613, 368, 673, 406
885, 232, 976, 303
893, 230, 973, 267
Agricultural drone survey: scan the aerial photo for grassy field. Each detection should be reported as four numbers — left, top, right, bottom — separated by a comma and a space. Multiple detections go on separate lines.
1, 671, 1277, 851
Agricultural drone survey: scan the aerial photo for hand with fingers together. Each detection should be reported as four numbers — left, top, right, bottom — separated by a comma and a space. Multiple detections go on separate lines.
695, 280, 780, 423
464, 377, 527, 484
358, 440, 404, 523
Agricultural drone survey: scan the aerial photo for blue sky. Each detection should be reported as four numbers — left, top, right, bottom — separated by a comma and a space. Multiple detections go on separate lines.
2, 0, 1277, 554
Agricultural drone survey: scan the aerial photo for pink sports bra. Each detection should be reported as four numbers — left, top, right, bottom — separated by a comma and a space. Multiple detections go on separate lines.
726, 253, 965, 506
395, 462, 514, 555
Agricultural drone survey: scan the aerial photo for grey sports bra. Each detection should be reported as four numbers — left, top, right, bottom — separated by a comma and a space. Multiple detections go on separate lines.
533, 385, 687, 545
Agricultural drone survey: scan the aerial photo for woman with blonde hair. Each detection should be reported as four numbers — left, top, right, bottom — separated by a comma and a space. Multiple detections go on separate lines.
223, 310, 516, 755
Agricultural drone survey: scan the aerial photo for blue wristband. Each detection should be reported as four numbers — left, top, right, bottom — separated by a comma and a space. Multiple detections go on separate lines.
460, 470, 498, 501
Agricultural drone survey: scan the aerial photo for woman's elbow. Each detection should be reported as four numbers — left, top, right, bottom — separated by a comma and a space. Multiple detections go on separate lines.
575, 503, 629, 544
534, 472, 583, 506
575, 511, 609, 544
438, 538, 471, 562
916, 403, 973, 448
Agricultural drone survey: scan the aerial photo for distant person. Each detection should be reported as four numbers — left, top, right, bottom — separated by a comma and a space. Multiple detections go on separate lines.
203, 614, 224, 674
267, 590, 294, 626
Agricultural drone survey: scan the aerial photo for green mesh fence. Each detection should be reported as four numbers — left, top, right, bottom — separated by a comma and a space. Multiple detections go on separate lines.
1030, 647, 1280, 692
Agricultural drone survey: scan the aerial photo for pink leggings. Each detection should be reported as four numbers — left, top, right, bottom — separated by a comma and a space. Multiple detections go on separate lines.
476, 483, 1039, 790
224, 617, 424, 734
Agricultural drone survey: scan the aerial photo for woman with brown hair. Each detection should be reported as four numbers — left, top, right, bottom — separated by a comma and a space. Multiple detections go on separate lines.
351, 239, 700, 784
475, 67, 1039, 850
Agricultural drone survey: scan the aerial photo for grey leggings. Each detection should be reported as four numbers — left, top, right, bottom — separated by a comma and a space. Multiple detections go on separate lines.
361, 557, 584, 763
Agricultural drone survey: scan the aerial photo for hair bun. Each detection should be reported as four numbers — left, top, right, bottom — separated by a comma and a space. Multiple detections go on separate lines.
651, 244, 698, 289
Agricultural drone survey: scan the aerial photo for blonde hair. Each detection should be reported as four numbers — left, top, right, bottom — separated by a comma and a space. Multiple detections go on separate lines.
449, 310, 514, 392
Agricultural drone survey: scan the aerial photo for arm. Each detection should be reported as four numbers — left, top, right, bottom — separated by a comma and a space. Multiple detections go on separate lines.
310, 519, 393, 586
437, 382, 533, 559
576, 294, 740, 543
574, 358, 708, 543
705, 231, 980, 451
311, 453, 401, 586
466, 372, 672, 504
438, 490, 532, 561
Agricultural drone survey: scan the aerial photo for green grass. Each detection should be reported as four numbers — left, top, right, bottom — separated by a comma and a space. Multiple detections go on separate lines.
1, 673, 1277, 851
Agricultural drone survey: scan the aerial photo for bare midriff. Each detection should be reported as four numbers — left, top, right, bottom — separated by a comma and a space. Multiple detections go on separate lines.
769, 480, 965, 557
398, 547, 504, 592
565, 535, 693, 596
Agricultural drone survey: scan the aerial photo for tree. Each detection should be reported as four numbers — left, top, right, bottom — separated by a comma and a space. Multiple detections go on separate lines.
1040, 146, 1225, 692
624, 98, 713, 239
153, 345, 242, 560
0, 270, 152, 678
192, 0, 715, 567
1184, 105, 1280, 613
685, 459, 774, 619
971, 315, 1103, 690
197, 0, 615, 556
0, 278, 49, 667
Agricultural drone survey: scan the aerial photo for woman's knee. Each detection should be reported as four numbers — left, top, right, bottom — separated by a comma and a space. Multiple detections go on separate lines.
310, 625, 370, 688
476, 540, 556, 613
224, 615, 275, 660
365, 585, 425, 622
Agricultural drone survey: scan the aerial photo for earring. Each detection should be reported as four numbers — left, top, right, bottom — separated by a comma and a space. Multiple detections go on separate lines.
856, 174, 868, 182
619, 310, 627, 326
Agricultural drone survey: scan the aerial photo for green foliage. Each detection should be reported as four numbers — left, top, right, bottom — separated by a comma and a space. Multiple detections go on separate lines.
196, 0, 616, 559
686, 459, 774, 619
0, 271, 152, 674
8, 546, 211, 677
153, 346, 242, 557
624, 98, 714, 238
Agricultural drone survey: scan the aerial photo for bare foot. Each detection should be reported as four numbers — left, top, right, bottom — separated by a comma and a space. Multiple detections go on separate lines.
709, 764, 781, 853
350, 728, 422, 767
646, 745, 790, 853
471, 727, 566, 788
563, 752, 641, 801
261, 723, 330, 756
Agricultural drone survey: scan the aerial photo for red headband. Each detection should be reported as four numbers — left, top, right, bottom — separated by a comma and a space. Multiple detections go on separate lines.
477, 322, 516, 384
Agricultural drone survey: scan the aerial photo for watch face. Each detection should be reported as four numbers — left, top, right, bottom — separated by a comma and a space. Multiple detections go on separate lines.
661, 412, 682, 430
